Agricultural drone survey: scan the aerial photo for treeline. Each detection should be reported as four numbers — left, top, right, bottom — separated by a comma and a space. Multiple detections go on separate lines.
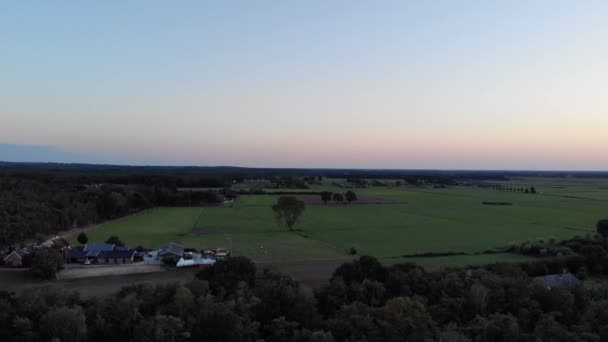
344, 176, 457, 187
481, 184, 537, 193
0, 173, 232, 247
3, 254, 608, 341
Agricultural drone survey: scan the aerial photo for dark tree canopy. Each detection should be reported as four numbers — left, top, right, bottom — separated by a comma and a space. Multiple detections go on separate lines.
30, 248, 64, 280
332, 193, 344, 203
196, 256, 256, 294
105, 235, 124, 246
345, 190, 357, 203
272, 196, 305, 231
77, 232, 88, 245
320, 191, 333, 204
598, 219, 608, 238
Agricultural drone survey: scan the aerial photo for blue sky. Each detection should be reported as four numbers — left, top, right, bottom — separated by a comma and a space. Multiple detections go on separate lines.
1, 1, 607, 169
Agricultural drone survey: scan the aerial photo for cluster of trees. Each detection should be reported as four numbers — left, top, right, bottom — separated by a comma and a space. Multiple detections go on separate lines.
320, 191, 357, 204
501, 219, 608, 278
0, 173, 230, 247
4, 254, 608, 341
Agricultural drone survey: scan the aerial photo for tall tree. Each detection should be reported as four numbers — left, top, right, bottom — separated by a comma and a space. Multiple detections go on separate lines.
320, 191, 333, 205
272, 196, 305, 231
345, 191, 358, 204
332, 193, 344, 203
77, 232, 88, 245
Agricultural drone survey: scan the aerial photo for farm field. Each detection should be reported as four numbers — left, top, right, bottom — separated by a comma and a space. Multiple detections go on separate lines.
68, 178, 608, 267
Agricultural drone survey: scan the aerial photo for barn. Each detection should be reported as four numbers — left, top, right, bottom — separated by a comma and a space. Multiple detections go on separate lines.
66, 243, 135, 264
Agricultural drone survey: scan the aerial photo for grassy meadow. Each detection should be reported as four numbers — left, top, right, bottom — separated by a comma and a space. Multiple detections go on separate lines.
68, 178, 608, 267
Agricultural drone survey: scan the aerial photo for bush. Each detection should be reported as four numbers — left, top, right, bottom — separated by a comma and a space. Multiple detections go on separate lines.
162, 255, 179, 266
105, 235, 124, 246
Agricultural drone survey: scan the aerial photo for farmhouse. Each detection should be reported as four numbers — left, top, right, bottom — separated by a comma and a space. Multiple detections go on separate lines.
3, 248, 30, 267
67, 243, 136, 264
158, 243, 184, 258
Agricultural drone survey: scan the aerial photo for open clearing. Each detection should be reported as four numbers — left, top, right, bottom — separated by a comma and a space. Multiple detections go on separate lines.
67, 178, 608, 270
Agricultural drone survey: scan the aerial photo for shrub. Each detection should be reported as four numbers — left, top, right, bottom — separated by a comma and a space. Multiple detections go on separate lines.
162, 255, 179, 266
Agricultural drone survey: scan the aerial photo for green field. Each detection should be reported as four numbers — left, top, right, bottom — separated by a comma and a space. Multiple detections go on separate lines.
68, 178, 608, 266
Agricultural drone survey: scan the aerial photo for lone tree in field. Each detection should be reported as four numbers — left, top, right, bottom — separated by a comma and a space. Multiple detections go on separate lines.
320, 191, 333, 204
77, 232, 88, 245
345, 190, 358, 204
272, 196, 305, 231
333, 193, 344, 203
597, 219, 608, 238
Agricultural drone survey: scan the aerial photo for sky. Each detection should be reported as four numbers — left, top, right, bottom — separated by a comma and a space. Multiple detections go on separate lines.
1, 1, 607, 170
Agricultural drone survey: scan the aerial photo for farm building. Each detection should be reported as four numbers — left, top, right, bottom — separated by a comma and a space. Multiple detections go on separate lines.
3, 249, 30, 267
158, 243, 184, 258
67, 243, 135, 264
176, 257, 215, 268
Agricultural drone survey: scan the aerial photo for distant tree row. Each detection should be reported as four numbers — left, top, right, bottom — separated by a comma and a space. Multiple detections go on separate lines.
320, 191, 357, 204
482, 185, 537, 193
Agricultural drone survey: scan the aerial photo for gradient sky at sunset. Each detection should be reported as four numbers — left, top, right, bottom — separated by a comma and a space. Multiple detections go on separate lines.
1, 1, 607, 169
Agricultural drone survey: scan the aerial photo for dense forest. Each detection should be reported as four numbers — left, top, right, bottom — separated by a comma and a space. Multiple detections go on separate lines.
0, 171, 231, 246
2, 253, 608, 342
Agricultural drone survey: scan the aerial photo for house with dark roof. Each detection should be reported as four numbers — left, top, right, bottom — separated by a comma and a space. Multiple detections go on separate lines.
158, 243, 184, 259
537, 272, 581, 289
67, 243, 135, 264
3, 249, 30, 267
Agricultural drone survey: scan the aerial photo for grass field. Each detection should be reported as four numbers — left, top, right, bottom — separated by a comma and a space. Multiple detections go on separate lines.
68, 178, 608, 267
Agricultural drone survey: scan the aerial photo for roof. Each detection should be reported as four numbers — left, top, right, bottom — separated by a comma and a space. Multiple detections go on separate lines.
37, 236, 70, 248
159, 243, 184, 256
84, 243, 115, 256
67, 249, 135, 259
98, 250, 135, 259
3, 249, 30, 261
540, 273, 581, 287
176, 257, 216, 268
67, 250, 88, 259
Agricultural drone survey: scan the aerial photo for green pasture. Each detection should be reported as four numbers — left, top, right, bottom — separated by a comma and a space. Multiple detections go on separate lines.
68, 178, 608, 266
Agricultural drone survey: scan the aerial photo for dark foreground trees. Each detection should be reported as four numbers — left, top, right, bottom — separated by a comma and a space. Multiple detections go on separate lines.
4, 253, 608, 341
272, 196, 305, 231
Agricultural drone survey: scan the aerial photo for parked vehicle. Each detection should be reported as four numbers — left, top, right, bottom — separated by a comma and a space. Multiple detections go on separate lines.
212, 248, 231, 258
